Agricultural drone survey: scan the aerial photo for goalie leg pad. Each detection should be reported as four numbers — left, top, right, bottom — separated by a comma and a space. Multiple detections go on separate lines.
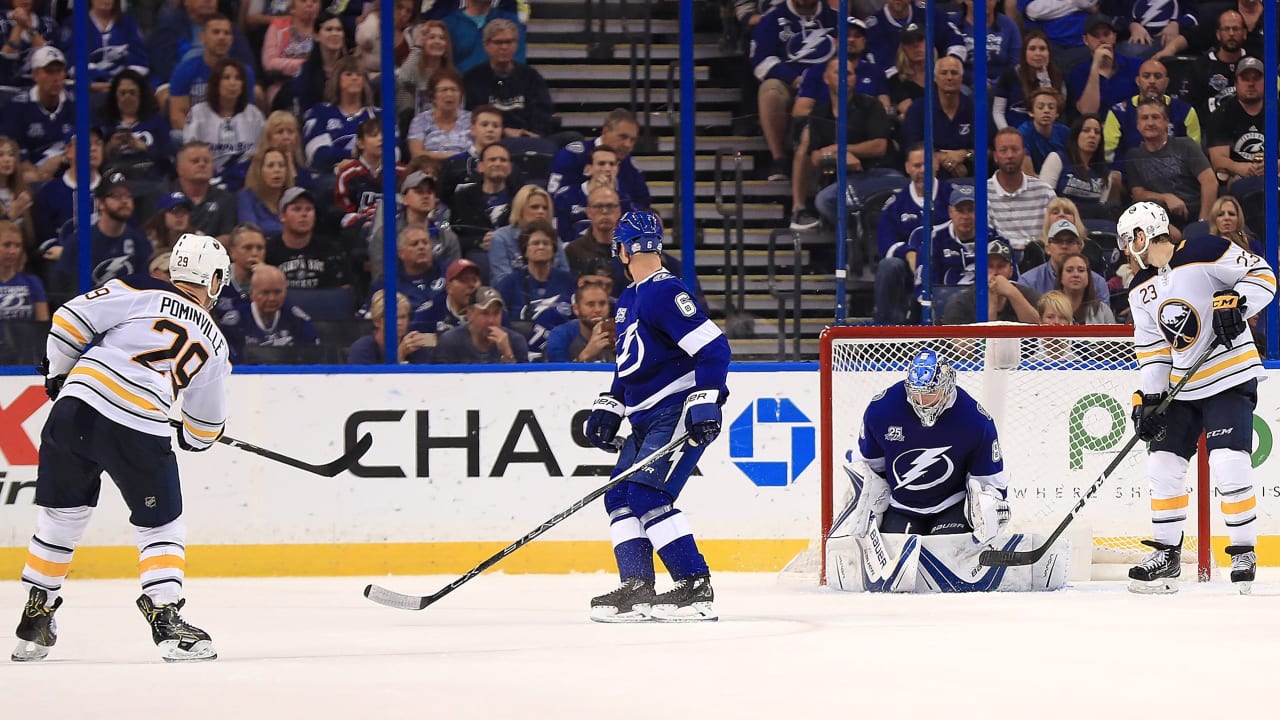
827, 533, 1070, 593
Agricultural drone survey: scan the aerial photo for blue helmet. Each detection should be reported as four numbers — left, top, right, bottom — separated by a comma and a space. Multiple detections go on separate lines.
904, 348, 956, 427
612, 210, 664, 257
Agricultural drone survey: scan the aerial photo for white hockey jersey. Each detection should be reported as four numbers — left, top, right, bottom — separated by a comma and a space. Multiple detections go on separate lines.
1128, 235, 1276, 401
46, 276, 231, 449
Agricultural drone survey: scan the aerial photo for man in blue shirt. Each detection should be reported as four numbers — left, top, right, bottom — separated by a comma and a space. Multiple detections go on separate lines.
1068, 14, 1142, 116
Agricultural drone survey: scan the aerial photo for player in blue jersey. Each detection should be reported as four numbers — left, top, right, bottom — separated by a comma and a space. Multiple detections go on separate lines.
584, 211, 731, 623
849, 349, 1011, 542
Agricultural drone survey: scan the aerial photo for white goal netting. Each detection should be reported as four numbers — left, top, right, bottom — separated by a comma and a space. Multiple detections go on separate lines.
799, 324, 1212, 583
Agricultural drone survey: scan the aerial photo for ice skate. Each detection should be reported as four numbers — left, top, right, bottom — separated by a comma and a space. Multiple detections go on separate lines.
589, 577, 655, 623
12, 588, 62, 662
650, 574, 717, 622
136, 594, 217, 662
1127, 538, 1182, 595
1227, 545, 1256, 595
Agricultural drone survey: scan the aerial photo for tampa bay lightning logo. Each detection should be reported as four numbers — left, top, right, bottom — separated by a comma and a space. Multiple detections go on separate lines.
1157, 299, 1200, 350
782, 24, 835, 65
891, 447, 955, 490
616, 322, 644, 377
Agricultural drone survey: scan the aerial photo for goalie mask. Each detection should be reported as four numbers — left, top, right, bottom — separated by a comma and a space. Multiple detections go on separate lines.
1116, 201, 1169, 270
170, 233, 230, 310
905, 348, 956, 427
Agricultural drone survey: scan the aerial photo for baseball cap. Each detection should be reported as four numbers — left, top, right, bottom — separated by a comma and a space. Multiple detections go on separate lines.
1084, 14, 1116, 34
1236, 56, 1264, 76
94, 171, 131, 199
64, 126, 105, 144
446, 258, 480, 282
279, 186, 314, 213
948, 184, 975, 206
402, 170, 437, 193
986, 239, 1013, 261
469, 286, 504, 310
31, 46, 66, 70
1047, 219, 1081, 240
847, 17, 868, 33
901, 23, 924, 42
156, 191, 194, 212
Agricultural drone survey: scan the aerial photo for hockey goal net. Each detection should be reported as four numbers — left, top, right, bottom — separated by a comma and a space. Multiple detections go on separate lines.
813, 323, 1211, 583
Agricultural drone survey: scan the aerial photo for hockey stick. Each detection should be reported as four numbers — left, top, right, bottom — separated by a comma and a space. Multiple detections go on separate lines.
979, 340, 1221, 568
364, 432, 693, 611
167, 419, 373, 477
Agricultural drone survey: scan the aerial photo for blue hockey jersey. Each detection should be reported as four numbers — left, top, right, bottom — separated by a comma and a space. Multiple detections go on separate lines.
218, 300, 320, 364
906, 221, 976, 292
71, 13, 150, 85
301, 104, 380, 174
750, 2, 839, 85
609, 270, 730, 423
546, 138, 650, 208
3, 88, 74, 166
855, 382, 1008, 516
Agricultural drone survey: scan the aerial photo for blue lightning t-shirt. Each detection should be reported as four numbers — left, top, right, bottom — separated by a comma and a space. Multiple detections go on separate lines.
855, 382, 1007, 517
610, 270, 730, 423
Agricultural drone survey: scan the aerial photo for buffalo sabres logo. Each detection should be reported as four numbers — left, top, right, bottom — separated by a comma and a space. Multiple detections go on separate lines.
1158, 299, 1200, 350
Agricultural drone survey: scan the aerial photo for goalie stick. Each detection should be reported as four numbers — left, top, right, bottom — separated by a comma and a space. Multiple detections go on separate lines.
167, 419, 373, 477
979, 339, 1220, 568
364, 432, 692, 611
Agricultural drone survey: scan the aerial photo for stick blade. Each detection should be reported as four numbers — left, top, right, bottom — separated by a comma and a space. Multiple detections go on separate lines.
363, 583, 429, 611
317, 433, 374, 477
978, 547, 1042, 567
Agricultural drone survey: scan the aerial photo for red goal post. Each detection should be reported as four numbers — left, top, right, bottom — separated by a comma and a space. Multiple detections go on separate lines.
817, 324, 1212, 583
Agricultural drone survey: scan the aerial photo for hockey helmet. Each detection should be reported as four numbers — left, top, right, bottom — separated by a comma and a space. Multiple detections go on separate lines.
1116, 201, 1169, 269
170, 233, 230, 309
612, 210, 664, 257
904, 348, 956, 427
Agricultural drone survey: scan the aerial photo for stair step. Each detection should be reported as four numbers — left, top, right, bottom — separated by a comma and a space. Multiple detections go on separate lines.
541, 64, 708, 82
550, 87, 738, 106
701, 274, 836, 293
528, 42, 731, 61
528, 18, 682, 35
531, 0, 676, 20
647, 179, 788, 200
651, 202, 784, 222
729, 337, 822, 359
558, 110, 732, 130
713, 317, 832, 337
657, 135, 768, 152
632, 154, 756, 174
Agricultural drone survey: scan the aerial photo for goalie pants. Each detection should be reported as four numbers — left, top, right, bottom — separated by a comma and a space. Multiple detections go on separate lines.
1147, 379, 1257, 546
880, 504, 970, 536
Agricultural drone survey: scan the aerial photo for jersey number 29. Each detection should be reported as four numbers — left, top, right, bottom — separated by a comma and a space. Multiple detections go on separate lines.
133, 319, 210, 396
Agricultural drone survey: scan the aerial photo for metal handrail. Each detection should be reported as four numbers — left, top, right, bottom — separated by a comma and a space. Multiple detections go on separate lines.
713, 148, 746, 317
667, 62, 681, 247
766, 229, 805, 361
625, 0, 656, 152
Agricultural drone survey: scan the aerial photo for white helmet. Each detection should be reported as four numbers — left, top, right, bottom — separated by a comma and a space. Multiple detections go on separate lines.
170, 233, 230, 308
1116, 201, 1169, 270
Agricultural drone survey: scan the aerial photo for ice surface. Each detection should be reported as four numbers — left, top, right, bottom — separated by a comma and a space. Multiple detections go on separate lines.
5, 572, 1279, 719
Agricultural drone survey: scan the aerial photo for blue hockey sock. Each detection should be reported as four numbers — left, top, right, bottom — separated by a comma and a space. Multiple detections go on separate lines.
643, 507, 709, 580
608, 505, 655, 581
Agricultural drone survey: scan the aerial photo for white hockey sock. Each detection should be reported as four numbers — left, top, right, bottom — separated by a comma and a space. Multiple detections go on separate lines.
21, 506, 93, 605
1211, 449, 1258, 546
137, 518, 187, 606
1148, 452, 1189, 546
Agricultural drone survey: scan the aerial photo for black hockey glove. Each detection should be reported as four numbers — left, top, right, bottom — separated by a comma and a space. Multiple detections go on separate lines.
36, 358, 65, 401
1131, 392, 1169, 443
585, 394, 625, 452
1211, 290, 1247, 347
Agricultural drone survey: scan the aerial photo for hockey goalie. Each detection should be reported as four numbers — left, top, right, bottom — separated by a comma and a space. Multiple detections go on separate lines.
825, 348, 1068, 592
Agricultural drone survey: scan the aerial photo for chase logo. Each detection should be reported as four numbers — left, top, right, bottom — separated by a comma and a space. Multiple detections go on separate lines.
728, 398, 814, 487
1157, 299, 1199, 350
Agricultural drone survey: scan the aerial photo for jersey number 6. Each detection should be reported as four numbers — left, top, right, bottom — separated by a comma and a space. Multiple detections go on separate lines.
132, 319, 210, 396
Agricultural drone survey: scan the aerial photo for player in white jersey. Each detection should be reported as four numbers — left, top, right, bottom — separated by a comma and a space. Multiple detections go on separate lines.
12, 234, 231, 662
1120, 201, 1276, 594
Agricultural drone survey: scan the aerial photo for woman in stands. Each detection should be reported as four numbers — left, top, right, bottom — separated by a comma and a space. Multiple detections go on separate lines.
1055, 253, 1115, 324
0, 137, 35, 265
301, 56, 380, 174
183, 58, 265, 177
349, 290, 433, 364
1209, 195, 1263, 256
0, 220, 46, 321
488, 184, 569, 287
1036, 290, 1075, 361
886, 28, 928, 120
992, 29, 1065, 131
397, 19, 455, 116
407, 69, 472, 163
80, 0, 148, 95
237, 149, 297, 236
224, 111, 315, 194
99, 69, 172, 181
494, 218, 576, 361
1038, 114, 1123, 219
142, 192, 193, 254
286, 10, 350, 115
261, 0, 319, 107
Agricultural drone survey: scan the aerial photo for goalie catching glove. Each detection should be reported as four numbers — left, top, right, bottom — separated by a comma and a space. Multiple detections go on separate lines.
1131, 391, 1168, 442
1211, 290, 1246, 347
965, 478, 1010, 544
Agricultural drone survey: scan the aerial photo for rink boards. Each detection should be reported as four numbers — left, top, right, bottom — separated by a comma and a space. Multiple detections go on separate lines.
0, 368, 1278, 577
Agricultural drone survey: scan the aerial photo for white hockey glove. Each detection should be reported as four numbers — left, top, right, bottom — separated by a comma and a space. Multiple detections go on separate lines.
849, 467, 891, 539
965, 478, 1011, 544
